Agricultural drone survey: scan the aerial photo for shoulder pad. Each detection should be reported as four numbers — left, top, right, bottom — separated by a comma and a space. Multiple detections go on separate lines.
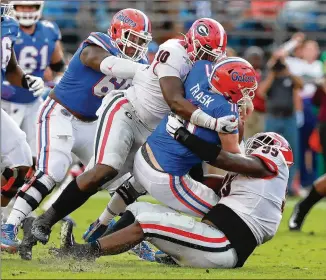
155, 39, 192, 74
3, 16, 19, 35
251, 145, 286, 174
85, 32, 117, 54
40, 20, 62, 41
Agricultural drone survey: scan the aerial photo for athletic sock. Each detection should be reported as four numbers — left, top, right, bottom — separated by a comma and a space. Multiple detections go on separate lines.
99, 193, 127, 226
6, 198, 32, 226
299, 185, 324, 214
103, 210, 135, 237
6, 186, 42, 226
47, 179, 97, 226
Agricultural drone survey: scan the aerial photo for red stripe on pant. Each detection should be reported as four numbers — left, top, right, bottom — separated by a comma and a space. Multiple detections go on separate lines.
168, 175, 204, 216
180, 176, 213, 209
44, 104, 57, 174
97, 99, 129, 164
140, 223, 227, 243
36, 98, 52, 168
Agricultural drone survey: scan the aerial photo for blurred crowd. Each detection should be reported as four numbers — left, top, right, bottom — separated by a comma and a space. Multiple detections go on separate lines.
242, 33, 326, 196
39, 0, 326, 196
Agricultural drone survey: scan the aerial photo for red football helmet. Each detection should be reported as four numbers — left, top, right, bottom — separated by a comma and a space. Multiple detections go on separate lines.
108, 8, 152, 61
185, 18, 227, 62
245, 132, 294, 166
209, 57, 257, 105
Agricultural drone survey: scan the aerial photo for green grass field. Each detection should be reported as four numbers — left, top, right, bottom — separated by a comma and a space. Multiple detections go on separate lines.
2, 193, 326, 279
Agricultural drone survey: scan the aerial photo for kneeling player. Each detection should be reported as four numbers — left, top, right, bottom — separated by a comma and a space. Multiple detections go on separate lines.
55, 131, 292, 268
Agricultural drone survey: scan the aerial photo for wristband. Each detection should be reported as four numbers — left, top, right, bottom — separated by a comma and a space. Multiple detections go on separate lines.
190, 109, 217, 131
50, 59, 65, 72
175, 127, 221, 162
21, 74, 29, 89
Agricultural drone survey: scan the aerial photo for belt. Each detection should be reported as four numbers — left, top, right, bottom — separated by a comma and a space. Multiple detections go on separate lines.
49, 91, 98, 122
141, 144, 165, 173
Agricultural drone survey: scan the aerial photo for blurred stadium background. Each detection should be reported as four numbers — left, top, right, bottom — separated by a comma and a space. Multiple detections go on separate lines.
2, 2, 326, 279
42, 0, 326, 196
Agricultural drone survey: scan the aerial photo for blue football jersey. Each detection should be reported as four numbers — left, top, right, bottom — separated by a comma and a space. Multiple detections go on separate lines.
2, 20, 61, 103
54, 32, 148, 118
147, 60, 239, 176
1, 16, 19, 85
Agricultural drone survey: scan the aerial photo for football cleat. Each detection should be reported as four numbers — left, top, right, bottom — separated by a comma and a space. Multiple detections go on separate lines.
155, 250, 178, 265
31, 216, 52, 244
83, 219, 116, 243
1, 224, 20, 253
19, 217, 37, 260
129, 241, 156, 262
61, 215, 77, 227
288, 203, 307, 231
50, 220, 99, 261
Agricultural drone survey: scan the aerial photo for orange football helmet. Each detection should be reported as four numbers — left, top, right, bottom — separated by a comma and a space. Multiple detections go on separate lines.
108, 8, 152, 61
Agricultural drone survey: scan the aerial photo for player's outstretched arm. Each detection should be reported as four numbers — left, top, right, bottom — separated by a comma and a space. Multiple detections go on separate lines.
167, 116, 272, 178
80, 45, 140, 79
160, 75, 231, 133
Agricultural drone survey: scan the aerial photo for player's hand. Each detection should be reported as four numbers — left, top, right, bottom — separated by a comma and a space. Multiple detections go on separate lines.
238, 97, 254, 122
166, 113, 185, 138
215, 115, 238, 133
25, 74, 45, 97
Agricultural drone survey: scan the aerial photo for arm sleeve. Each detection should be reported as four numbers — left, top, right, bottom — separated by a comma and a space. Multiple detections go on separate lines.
100, 56, 142, 79
174, 127, 221, 162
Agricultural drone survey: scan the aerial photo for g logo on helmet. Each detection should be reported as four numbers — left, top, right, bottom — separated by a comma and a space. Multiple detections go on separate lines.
231, 72, 255, 83
197, 24, 209, 37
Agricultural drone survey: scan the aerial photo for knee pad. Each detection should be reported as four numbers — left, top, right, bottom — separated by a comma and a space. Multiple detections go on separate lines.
116, 176, 146, 206
17, 170, 56, 211
1, 167, 25, 199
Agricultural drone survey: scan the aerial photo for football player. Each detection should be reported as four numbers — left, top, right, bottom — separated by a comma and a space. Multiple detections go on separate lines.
289, 174, 326, 231
30, 19, 235, 245
55, 129, 291, 268
130, 57, 255, 218
2, 1, 65, 166
1, 8, 151, 254
1, 0, 44, 252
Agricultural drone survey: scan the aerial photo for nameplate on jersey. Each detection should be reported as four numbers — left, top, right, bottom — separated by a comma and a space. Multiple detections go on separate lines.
190, 83, 214, 108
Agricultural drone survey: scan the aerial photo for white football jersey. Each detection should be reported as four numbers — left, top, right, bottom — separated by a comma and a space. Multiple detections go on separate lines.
125, 39, 193, 130
218, 145, 289, 245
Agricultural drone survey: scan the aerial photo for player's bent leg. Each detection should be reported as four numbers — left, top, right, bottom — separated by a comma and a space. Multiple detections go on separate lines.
56, 202, 169, 260
32, 95, 135, 244
133, 147, 219, 218
8, 98, 74, 244
137, 211, 237, 268
1, 166, 30, 206
83, 176, 146, 242
289, 174, 326, 231
1, 166, 31, 254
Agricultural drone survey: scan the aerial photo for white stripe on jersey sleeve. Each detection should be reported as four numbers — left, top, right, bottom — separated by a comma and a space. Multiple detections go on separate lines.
87, 36, 109, 52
